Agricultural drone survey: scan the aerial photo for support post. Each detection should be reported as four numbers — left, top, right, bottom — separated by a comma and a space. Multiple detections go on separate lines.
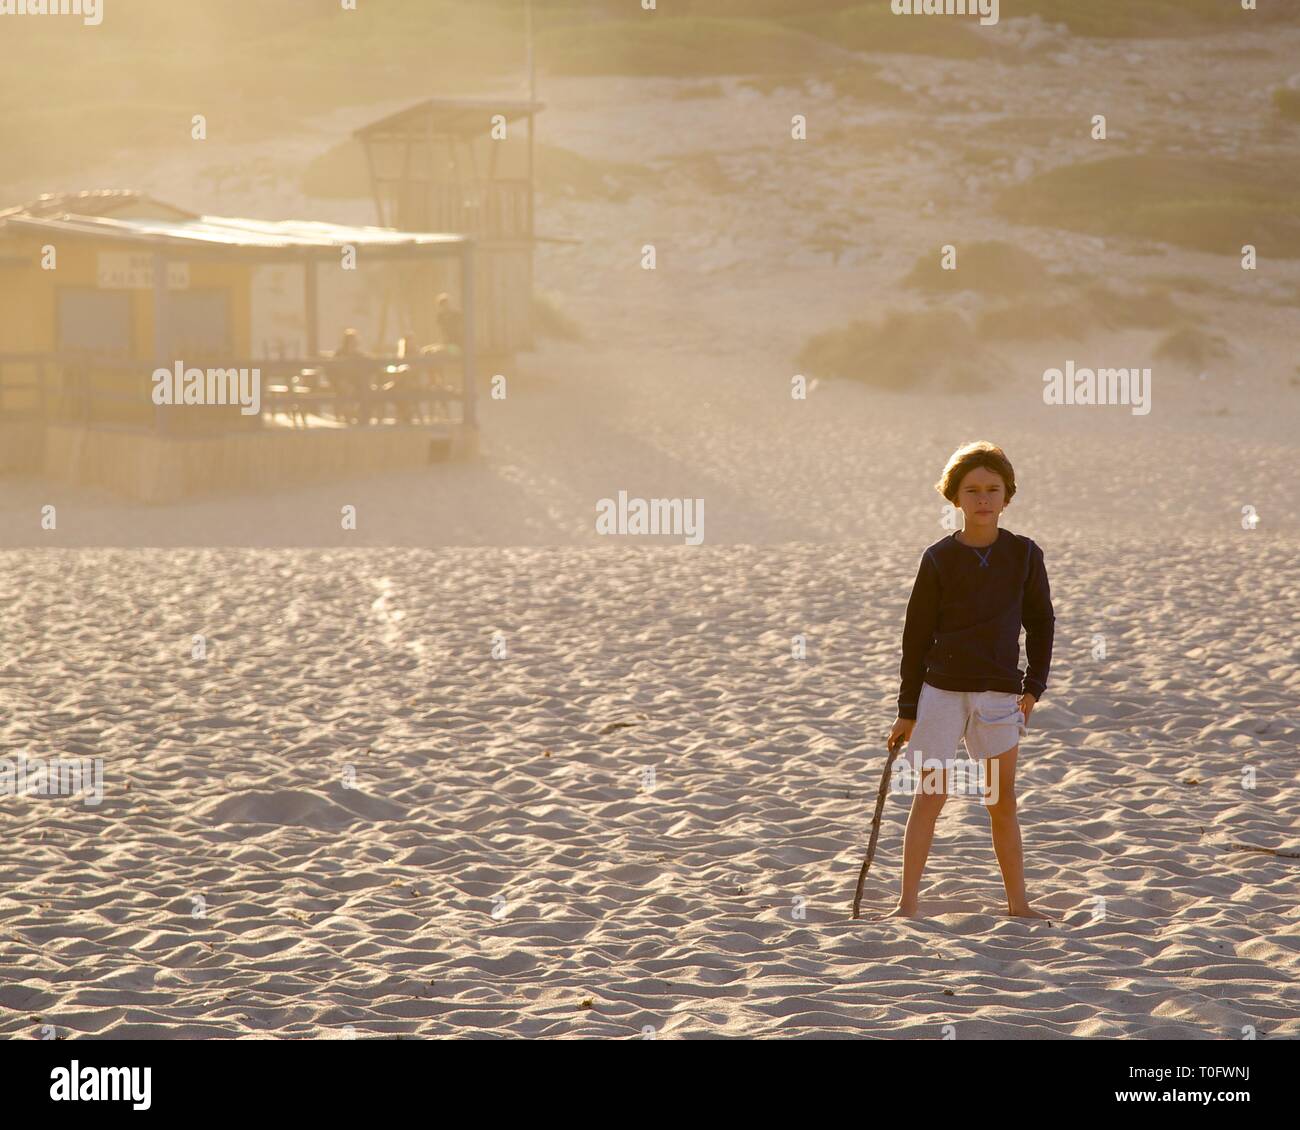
460, 240, 477, 430
153, 251, 170, 435
304, 257, 319, 357
526, 0, 536, 241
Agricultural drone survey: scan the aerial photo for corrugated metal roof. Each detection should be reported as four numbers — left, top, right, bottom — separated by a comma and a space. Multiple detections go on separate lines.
0, 190, 198, 222
0, 211, 468, 257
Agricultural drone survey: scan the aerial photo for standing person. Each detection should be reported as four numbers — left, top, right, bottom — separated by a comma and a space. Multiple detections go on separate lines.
884, 441, 1055, 921
419, 294, 464, 421
434, 292, 463, 356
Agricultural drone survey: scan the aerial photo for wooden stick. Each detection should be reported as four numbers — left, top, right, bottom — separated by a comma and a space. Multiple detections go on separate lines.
1219, 842, 1300, 859
851, 731, 906, 919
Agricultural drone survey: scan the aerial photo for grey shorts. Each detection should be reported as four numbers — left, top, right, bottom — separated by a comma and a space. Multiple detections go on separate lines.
902, 682, 1027, 773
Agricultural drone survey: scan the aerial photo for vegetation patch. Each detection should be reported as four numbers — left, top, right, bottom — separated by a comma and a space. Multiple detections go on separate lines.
1274, 88, 1300, 124
537, 18, 851, 77
784, 4, 992, 59
1016, 0, 1299, 38
795, 308, 992, 391
903, 240, 1050, 297
977, 284, 1185, 343
1153, 326, 1230, 368
996, 156, 1300, 258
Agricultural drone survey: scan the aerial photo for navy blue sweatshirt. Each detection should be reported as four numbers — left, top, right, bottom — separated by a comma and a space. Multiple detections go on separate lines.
896, 528, 1055, 720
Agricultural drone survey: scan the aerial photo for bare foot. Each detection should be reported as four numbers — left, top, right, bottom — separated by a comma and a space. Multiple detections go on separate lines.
879, 903, 920, 920
1006, 904, 1053, 922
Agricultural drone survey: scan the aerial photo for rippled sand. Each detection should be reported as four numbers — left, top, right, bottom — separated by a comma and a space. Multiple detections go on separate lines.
0, 538, 1295, 1038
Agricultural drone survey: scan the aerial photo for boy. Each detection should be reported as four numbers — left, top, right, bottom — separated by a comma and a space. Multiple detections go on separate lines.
884, 441, 1055, 920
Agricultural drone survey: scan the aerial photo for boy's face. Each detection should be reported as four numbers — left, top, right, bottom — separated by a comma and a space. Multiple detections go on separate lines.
954, 466, 1008, 527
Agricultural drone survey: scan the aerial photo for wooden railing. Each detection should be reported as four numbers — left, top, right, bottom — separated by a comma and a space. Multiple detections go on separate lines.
0, 353, 465, 433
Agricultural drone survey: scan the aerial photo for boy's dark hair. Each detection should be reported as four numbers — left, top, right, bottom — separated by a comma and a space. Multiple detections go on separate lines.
935, 441, 1017, 504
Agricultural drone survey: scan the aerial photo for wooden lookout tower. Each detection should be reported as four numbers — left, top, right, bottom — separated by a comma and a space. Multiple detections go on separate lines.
354, 96, 543, 374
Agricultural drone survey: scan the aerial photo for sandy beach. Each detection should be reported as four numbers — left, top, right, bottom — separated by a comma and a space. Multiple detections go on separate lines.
0, 534, 1297, 1037
1, 9, 1298, 1040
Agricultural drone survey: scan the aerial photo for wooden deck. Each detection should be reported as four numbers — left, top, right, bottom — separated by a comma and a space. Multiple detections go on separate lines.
0, 352, 479, 502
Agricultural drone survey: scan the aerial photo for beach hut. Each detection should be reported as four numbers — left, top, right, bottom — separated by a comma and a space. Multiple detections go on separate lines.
354, 96, 543, 368
0, 190, 478, 501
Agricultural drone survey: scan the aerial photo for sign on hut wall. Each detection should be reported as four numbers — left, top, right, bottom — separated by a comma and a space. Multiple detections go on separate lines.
97, 252, 190, 291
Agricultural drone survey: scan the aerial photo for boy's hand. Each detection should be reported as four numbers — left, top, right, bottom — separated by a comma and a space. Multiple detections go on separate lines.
1018, 693, 1037, 729
887, 717, 915, 754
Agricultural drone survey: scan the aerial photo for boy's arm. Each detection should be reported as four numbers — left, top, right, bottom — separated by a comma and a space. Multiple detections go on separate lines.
897, 550, 940, 720
1022, 542, 1055, 701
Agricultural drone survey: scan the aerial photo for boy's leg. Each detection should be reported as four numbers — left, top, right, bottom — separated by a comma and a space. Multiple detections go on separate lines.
985, 746, 1025, 909
886, 762, 949, 917
984, 745, 1046, 917
965, 695, 1050, 919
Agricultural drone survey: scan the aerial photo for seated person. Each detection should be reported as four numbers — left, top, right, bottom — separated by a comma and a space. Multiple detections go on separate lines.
325, 328, 374, 425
